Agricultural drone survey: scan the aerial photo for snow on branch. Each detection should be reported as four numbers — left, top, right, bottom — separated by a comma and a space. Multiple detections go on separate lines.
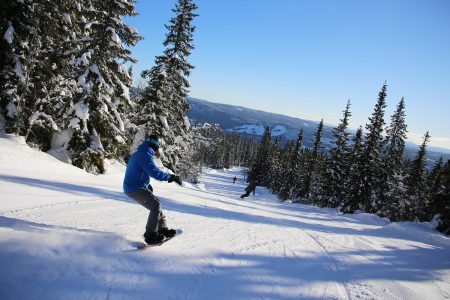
4, 21, 14, 44
29, 112, 59, 131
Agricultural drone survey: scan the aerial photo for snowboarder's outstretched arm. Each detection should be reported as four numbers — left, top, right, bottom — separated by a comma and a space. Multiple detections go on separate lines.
139, 152, 172, 182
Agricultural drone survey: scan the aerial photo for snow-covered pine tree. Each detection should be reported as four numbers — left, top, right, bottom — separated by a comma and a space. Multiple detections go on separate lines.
357, 84, 387, 213
428, 157, 444, 225
22, 0, 79, 151
67, 0, 141, 173
428, 158, 450, 234
309, 151, 328, 207
303, 119, 324, 201
1, 0, 77, 150
248, 126, 272, 186
381, 98, 408, 220
268, 137, 282, 192
279, 128, 306, 200
289, 129, 306, 200
276, 140, 294, 199
239, 137, 256, 168
134, 0, 198, 177
0, 0, 35, 135
404, 131, 431, 221
342, 126, 364, 213
429, 157, 444, 203
327, 100, 352, 208
191, 123, 223, 169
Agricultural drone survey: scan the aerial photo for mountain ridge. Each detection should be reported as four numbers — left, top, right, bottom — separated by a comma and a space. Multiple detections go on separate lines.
186, 96, 450, 164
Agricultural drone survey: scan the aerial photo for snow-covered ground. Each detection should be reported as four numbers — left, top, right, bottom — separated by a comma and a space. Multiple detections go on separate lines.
1, 134, 449, 300
227, 124, 287, 137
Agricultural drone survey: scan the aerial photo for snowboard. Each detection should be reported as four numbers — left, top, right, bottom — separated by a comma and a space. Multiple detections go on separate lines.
136, 229, 181, 250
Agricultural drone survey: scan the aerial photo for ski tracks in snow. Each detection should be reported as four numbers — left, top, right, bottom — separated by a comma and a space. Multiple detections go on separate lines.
1, 154, 449, 300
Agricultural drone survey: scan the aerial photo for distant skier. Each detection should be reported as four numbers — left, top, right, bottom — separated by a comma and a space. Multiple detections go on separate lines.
240, 181, 257, 199
233, 176, 237, 184
123, 134, 182, 245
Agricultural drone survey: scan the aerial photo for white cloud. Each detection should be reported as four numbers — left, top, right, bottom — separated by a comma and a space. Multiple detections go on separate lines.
407, 132, 450, 150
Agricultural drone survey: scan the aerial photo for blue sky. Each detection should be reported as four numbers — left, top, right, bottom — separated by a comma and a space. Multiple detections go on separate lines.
126, 0, 450, 149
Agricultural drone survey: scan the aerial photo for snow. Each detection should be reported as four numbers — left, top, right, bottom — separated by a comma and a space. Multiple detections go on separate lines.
117, 63, 130, 78
13, 56, 25, 83
126, 24, 139, 35
1, 135, 450, 299
62, 13, 72, 25
70, 52, 91, 67
29, 112, 59, 131
160, 115, 169, 129
227, 123, 265, 135
68, 117, 81, 129
227, 124, 287, 137
4, 22, 14, 44
271, 124, 287, 136
107, 27, 121, 45
6, 101, 17, 118
70, 101, 89, 133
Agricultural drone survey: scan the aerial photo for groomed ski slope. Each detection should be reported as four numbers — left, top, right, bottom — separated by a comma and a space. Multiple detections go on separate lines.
0, 134, 449, 300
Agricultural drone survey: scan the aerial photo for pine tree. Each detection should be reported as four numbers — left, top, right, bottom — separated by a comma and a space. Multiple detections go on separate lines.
405, 132, 431, 221
428, 159, 450, 234
276, 140, 294, 199
135, 0, 198, 176
248, 126, 272, 186
0, 0, 36, 135
268, 137, 282, 192
327, 100, 352, 207
279, 130, 304, 200
23, 0, 78, 151
65, 0, 141, 173
429, 157, 444, 203
381, 98, 407, 220
342, 126, 364, 213
303, 119, 324, 200
358, 84, 387, 213
1, 0, 81, 151
310, 152, 328, 207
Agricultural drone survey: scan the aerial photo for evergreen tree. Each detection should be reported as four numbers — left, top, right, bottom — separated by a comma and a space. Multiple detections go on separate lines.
357, 84, 387, 213
405, 132, 431, 221
67, 0, 141, 173
0, 0, 37, 135
428, 159, 450, 234
268, 137, 282, 192
24, 0, 79, 151
327, 100, 352, 207
302, 119, 324, 200
342, 126, 364, 213
276, 140, 294, 199
310, 151, 328, 207
135, 0, 198, 176
429, 157, 444, 203
248, 126, 272, 186
279, 130, 304, 200
381, 98, 407, 220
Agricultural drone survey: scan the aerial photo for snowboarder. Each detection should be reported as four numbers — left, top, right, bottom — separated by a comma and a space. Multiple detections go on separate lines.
233, 176, 237, 184
240, 181, 257, 199
123, 134, 182, 245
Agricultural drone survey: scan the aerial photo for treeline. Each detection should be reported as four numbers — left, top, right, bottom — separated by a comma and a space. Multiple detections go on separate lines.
191, 123, 258, 170
247, 84, 450, 234
0, 0, 199, 177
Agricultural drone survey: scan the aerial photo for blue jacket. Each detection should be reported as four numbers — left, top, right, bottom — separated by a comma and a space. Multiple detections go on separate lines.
123, 142, 172, 194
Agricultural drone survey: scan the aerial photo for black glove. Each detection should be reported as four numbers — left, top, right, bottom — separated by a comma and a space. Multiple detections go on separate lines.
169, 174, 182, 186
